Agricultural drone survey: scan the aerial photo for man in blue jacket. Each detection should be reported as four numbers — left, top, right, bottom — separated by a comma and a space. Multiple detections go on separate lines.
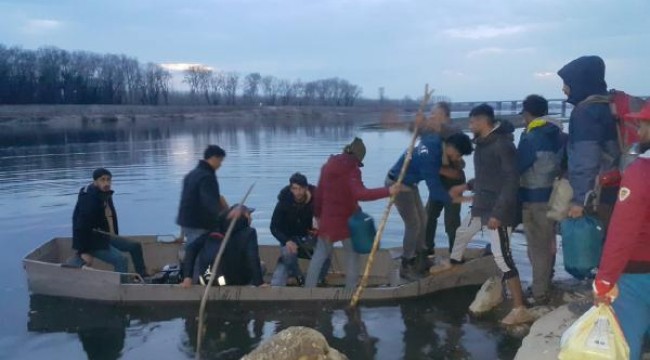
387, 114, 472, 281
557, 56, 620, 227
517, 95, 567, 304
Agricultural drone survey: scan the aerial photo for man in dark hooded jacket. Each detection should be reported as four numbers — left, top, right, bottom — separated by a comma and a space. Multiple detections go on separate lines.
270, 173, 330, 286
557, 56, 620, 226
72, 168, 147, 277
448, 104, 533, 325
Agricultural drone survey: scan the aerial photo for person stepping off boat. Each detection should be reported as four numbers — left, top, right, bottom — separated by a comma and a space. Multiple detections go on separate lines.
386, 112, 472, 281
448, 104, 534, 326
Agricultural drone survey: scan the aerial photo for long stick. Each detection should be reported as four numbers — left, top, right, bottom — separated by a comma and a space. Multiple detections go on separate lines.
350, 85, 433, 308
195, 183, 255, 360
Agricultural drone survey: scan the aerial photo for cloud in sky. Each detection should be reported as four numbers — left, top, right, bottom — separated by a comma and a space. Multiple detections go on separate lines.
443, 25, 529, 40
0, 0, 648, 101
160, 63, 214, 72
22, 19, 62, 34
466, 47, 534, 59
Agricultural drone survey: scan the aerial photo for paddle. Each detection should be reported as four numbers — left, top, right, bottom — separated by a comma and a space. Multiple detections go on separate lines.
195, 182, 255, 360
349, 84, 434, 308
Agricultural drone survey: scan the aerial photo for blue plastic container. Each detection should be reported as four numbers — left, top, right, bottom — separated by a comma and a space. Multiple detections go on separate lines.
348, 210, 377, 254
560, 216, 605, 280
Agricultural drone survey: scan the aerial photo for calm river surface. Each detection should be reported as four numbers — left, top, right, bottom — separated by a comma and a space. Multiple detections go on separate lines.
0, 118, 570, 359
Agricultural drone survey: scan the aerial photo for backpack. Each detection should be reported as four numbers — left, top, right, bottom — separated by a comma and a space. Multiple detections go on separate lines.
609, 89, 647, 170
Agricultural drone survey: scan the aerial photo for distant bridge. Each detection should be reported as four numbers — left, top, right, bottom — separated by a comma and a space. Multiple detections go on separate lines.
453, 96, 649, 118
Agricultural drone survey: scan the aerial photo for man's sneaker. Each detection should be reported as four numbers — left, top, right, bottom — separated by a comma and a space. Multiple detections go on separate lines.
429, 257, 453, 275
400, 258, 420, 282
296, 276, 305, 287
500, 306, 535, 326
450, 258, 465, 265
415, 251, 434, 275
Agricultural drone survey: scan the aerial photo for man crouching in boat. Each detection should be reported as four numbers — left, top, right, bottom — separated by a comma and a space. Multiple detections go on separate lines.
305, 138, 403, 290
270, 172, 331, 286
181, 204, 266, 288
71, 168, 148, 277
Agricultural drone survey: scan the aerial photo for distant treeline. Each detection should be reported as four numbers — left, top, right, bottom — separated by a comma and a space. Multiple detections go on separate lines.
0, 45, 171, 105
183, 67, 361, 107
0, 44, 366, 107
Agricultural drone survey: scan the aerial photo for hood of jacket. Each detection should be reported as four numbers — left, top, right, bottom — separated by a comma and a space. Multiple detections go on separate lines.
526, 116, 563, 133
326, 153, 361, 176
80, 182, 114, 200
475, 120, 515, 146
277, 184, 316, 204
557, 56, 608, 105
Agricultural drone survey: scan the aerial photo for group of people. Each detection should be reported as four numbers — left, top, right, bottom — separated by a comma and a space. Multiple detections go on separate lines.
69, 55, 649, 355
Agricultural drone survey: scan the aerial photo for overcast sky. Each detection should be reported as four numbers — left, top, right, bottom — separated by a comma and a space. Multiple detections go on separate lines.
1, 0, 648, 101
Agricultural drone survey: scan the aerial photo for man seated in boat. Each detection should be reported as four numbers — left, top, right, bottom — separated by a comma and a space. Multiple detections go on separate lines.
70, 168, 148, 277
181, 204, 266, 287
270, 172, 330, 286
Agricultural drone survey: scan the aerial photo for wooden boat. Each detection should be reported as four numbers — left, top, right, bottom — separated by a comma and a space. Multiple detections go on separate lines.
23, 235, 499, 303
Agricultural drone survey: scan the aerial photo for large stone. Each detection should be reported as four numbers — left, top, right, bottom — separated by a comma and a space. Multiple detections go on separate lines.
242, 326, 348, 360
469, 276, 503, 315
514, 300, 591, 360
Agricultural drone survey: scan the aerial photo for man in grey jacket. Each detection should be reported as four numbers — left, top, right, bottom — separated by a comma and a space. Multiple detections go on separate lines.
448, 104, 533, 325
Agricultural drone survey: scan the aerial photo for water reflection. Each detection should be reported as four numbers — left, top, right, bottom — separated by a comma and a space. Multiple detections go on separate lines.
26, 285, 520, 360
3, 119, 546, 359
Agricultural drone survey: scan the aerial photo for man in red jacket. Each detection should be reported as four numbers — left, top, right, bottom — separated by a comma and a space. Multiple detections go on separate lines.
305, 137, 402, 289
594, 102, 650, 360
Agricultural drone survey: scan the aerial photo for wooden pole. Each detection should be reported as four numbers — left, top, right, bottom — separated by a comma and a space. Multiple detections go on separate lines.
195, 183, 255, 360
349, 85, 433, 308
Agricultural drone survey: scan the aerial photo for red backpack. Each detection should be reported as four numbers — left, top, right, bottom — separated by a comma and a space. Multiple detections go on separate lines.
609, 89, 646, 151
593, 90, 646, 188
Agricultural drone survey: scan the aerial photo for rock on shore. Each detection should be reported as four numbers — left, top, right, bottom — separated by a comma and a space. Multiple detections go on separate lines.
242, 326, 348, 360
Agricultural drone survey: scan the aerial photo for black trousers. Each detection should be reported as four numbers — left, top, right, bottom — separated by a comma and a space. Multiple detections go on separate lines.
425, 175, 464, 254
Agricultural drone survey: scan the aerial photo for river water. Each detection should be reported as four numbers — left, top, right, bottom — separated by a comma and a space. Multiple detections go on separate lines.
0, 118, 570, 359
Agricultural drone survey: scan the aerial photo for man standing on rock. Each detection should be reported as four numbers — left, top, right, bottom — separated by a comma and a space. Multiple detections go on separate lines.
448, 104, 533, 325
517, 95, 566, 305
594, 102, 650, 360
557, 56, 620, 229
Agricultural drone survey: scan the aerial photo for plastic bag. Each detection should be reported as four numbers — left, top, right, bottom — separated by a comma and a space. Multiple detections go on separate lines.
561, 216, 604, 280
547, 178, 573, 221
348, 209, 377, 254
559, 303, 630, 360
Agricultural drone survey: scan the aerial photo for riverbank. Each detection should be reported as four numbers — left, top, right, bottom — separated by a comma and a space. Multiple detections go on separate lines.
0, 104, 388, 128
515, 280, 650, 359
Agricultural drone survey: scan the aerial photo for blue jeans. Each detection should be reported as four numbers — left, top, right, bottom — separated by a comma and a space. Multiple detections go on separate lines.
271, 245, 331, 286
613, 273, 650, 360
183, 227, 209, 245
305, 238, 359, 290
84, 237, 146, 276
91, 245, 128, 273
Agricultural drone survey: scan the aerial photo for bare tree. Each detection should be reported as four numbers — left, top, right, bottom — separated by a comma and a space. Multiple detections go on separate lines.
243, 72, 262, 104
223, 71, 240, 105
261, 75, 278, 105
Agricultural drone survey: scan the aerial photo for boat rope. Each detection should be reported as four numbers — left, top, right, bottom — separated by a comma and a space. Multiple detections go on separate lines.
350, 84, 433, 308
